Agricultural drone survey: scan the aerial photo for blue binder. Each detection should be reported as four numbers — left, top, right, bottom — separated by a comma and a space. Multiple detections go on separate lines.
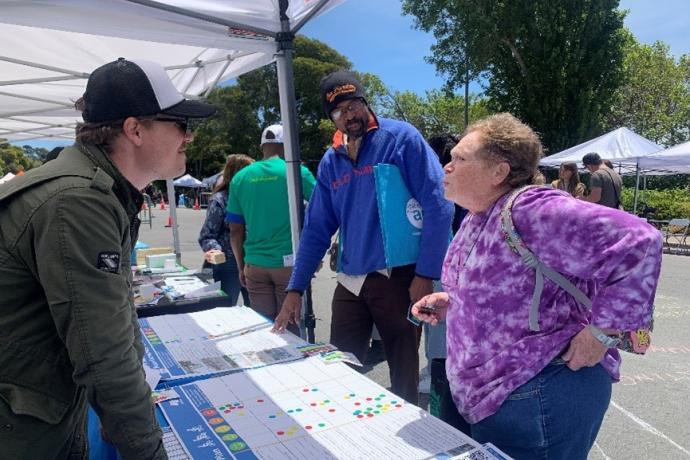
373, 163, 422, 268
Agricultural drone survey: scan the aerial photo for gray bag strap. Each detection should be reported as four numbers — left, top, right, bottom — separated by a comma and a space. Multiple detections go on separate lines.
501, 186, 592, 331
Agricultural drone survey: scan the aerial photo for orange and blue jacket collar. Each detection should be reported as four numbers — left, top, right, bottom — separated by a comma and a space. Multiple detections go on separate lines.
331, 111, 379, 150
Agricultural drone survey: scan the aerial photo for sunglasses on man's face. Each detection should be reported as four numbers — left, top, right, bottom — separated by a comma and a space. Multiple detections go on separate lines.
152, 116, 191, 134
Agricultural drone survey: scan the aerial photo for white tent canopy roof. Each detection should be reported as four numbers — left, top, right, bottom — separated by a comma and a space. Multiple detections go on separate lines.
539, 127, 662, 170
0, 172, 16, 184
637, 140, 690, 175
173, 173, 204, 188
0, 0, 343, 142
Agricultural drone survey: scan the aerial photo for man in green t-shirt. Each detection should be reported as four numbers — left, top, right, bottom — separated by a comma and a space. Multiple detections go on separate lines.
226, 125, 316, 331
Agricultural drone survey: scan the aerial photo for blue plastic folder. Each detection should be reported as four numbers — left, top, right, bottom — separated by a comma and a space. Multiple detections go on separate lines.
373, 163, 422, 268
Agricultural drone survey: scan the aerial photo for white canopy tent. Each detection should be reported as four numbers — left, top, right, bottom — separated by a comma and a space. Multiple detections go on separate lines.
540, 127, 662, 173
0, 172, 16, 184
173, 174, 204, 188
637, 140, 690, 175
0, 0, 345, 338
0, 0, 341, 247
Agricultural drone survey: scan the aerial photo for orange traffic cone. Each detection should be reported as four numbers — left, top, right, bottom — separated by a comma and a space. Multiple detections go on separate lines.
159, 198, 166, 210
165, 216, 173, 227
193, 196, 200, 210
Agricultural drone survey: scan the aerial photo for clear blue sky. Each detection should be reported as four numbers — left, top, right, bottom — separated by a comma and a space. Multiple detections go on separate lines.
301, 0, 690, 94
17, 0, 690, 150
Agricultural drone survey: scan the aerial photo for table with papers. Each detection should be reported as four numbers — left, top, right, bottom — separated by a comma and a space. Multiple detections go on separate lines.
133, 271, 232, 318
91, 307, 511, 459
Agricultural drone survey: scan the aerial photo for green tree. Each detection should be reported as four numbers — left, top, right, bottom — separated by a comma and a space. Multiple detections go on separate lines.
185, 85, 258, 178
189, 36, 357, 175
22, 145, 50, 163
604, 35, 690, 147
402, 0, 627, 153
0, 142, 40, 174
377, 89, 492, 138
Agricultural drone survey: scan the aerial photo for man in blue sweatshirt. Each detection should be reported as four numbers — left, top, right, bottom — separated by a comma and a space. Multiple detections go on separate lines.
273, 70, 452, 404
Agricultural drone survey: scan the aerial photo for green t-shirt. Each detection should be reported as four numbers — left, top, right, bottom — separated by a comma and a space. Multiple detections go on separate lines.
227, 157, 316, 268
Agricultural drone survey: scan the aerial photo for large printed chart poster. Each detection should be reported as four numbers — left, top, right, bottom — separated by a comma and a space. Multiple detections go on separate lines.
158, 357, 482, 460
141, 307, 307, 381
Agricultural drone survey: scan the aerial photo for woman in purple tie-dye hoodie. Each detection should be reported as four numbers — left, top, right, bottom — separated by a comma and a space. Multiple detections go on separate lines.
413, 113, 661, 459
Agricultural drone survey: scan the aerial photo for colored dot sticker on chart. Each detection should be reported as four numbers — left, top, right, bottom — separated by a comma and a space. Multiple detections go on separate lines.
228, 441, 246, 452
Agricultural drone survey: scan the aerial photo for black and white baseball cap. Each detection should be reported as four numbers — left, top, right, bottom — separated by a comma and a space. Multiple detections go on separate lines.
260, 124, 284, 146
81, 58, 216, 123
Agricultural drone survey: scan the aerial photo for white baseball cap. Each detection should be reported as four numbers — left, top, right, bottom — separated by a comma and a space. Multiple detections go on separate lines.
261, 124, 284, 146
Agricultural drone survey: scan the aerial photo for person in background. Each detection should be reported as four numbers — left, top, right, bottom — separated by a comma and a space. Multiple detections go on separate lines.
419, 133, 463, 390
581, 152, 623, 208
413, 113, 661, 458
551, 161, 585, 198
418, 133, 470, 435
532, 170, 546, 185
273, 70, 453, 404
427, 133, 468, 233
199, 154, 253, 306
44, 146, 65, 163
226, 125, 315, 331
0, 58, 216, 458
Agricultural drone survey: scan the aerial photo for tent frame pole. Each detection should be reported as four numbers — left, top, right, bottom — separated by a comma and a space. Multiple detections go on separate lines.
633, 159, 641, 215
165, 179, 182, 263
275, 0, 316, 341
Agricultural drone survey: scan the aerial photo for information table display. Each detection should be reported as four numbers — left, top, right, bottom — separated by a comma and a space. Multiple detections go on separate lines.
157, 357, 490, 460
141, 307, 309, 382
89, 306, 512, 459
134, 271, 233, 318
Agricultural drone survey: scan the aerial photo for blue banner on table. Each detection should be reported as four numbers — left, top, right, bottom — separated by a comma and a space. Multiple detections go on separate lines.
373, 163, 422, 268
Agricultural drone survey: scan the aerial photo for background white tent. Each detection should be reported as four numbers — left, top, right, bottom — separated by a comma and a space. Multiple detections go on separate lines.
0, 0, 345, 339
637, 140, 690, 175
0, 172, 16, 184
539, 127, 662, 173
173, 174, 204, 188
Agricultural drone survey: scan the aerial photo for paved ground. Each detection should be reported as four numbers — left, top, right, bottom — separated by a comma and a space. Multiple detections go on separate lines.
140, 206, 690, 459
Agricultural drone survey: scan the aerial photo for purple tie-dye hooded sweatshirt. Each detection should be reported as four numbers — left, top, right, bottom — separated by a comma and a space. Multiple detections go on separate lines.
442, 187, 662, 424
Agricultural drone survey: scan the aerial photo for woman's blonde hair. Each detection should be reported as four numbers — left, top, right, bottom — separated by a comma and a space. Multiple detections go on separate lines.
213, 154, 254, 193
465, 113, 543, 188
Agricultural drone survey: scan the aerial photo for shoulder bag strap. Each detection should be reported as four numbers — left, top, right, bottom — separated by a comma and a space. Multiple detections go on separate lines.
501, 186, 592, 331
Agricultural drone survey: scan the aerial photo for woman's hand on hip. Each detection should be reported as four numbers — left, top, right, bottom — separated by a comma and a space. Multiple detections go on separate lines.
562, 327, 608, 371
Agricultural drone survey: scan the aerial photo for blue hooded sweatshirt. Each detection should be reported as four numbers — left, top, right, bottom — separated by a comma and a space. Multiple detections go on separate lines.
288, 116, 453, 292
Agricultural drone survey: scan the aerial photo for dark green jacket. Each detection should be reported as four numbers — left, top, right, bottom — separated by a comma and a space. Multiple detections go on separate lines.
0, 144, 166, 459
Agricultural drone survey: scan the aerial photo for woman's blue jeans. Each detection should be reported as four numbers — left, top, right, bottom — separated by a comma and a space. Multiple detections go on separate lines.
471, 359, 612, 460
212, 261, 249, 307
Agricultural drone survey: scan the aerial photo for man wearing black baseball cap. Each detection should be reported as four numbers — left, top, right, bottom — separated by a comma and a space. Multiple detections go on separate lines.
0, 58, 215, 459
274, 70, 453, 404
581, 152, 623, 208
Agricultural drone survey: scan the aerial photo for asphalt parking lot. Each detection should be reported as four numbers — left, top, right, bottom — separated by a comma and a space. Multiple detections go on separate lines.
140, 206, 690, 459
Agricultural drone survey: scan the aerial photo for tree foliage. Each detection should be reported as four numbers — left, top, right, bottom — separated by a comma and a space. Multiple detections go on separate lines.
376, 89, 491, 139
188, 36, 358, 176
604, 35, 690, 147
0, 142, 40, 175
402, 0, 628, 153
